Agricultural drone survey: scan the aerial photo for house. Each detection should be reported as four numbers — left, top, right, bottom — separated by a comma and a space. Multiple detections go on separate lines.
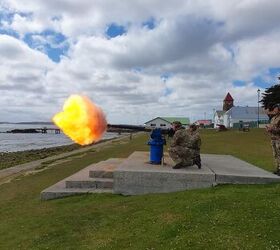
222, 106, 268, 128
214, 93, 269, 128
144, 117, 190, 129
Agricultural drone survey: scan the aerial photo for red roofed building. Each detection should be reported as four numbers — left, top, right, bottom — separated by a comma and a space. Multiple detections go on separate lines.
195, 120, 212, 127
223, 92, 234, 111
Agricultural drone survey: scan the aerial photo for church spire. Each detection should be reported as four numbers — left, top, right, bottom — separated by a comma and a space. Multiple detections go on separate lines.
223, 92, 234, 111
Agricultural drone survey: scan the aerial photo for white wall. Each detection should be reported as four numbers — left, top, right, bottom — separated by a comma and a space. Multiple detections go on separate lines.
145, 118, 172, 128
223, 114, 228, 128
214, 114, 224, 128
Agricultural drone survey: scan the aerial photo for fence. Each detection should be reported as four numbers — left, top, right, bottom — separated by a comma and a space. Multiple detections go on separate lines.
232, 120, 269, 129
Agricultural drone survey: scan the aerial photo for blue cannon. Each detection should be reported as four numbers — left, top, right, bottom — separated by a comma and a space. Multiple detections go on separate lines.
148, 128, 166, 164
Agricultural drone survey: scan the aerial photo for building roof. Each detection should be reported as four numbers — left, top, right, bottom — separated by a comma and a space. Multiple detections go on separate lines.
224, 92, 234, 101
226, 106, 268, 120
160, 117, 190, 125
145, 117, 190, 125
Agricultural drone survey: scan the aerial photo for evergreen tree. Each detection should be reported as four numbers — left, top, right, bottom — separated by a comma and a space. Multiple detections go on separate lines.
260, 78, 280, 110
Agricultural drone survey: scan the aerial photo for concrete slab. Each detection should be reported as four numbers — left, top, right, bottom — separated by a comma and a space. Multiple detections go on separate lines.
41, 151, 280, 200
113, 151, 215, 195
202, 154, 280, 184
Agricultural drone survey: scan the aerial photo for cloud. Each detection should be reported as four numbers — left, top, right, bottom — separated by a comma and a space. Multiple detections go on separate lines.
0, 0, 279, 123
0, 35, 55, 120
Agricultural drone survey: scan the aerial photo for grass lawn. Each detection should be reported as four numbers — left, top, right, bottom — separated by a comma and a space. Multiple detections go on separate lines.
0, 129, 280, 249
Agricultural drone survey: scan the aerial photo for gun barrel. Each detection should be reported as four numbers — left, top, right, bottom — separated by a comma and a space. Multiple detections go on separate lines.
107, 124, 174, 136
107, 124, 150, 132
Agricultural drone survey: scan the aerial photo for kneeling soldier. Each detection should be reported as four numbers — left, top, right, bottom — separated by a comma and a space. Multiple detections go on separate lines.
168, 121, 199, 169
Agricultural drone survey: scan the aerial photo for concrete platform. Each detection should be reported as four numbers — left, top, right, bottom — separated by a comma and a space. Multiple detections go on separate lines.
202, 154, 280, 184
40, 158, 122, 200
114, 152, 215, 195
41, 151, 280, 200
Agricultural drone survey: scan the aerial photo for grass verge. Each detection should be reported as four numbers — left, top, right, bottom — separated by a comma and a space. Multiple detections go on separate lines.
0, 129, 279, 249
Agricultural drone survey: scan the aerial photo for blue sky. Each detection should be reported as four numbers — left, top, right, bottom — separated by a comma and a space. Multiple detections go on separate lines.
23, 31, 69, 62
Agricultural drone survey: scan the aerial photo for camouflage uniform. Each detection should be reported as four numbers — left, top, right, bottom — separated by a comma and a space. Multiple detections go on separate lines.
168, 128, 194, 166
188, 130, 201, 159
268, 114, 280, 172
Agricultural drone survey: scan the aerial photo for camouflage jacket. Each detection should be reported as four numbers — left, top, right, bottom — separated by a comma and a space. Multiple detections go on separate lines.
269, 114, 280, 140
170, 128, 190, 148
188, 130, 201, 150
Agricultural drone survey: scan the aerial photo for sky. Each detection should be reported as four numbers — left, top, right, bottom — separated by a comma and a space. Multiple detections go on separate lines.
0, 0, 280, 124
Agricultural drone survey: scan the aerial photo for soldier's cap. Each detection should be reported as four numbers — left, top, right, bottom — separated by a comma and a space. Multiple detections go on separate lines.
272, 103, 280, 109
172, 121, 182, 127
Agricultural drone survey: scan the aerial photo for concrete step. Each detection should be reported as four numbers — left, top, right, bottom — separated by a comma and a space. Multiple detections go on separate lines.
66, 178, 114, 189
41, 158, 124, 200
89, 170, 114, 178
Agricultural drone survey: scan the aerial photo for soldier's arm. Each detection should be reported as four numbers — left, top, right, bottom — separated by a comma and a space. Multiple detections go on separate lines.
170, 132, 179, 147
189, 136, 201, 149
197, 136, 202, 148
270, 126, 280, 135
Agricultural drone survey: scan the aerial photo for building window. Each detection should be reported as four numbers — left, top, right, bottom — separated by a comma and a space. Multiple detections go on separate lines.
160, 124, 166, 126
151, 124, 156, 126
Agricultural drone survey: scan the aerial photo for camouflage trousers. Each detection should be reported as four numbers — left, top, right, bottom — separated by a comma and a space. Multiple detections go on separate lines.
168, 146, 194, 166
192, 149, 200, 158
271, 140, 280, 171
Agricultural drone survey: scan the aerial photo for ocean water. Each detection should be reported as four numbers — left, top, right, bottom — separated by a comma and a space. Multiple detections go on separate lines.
0, 124, 119, 152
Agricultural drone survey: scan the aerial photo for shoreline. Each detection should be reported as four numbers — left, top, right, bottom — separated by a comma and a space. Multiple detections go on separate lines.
0, 137, 119, 171
0, 133, 137, 184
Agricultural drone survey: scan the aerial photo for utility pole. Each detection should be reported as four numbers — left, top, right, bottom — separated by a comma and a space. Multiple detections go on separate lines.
257, 89, 260, 128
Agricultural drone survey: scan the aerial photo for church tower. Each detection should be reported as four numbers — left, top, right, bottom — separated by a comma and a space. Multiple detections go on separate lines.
223, 92, 234, 111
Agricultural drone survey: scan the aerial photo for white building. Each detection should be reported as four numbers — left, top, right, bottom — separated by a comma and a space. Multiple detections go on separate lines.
144, 117, 190, 128
214, 93, 269, 128
215, 106, 269, 128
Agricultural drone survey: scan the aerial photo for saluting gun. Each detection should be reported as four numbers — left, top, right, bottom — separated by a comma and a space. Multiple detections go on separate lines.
107, 124, 175, 164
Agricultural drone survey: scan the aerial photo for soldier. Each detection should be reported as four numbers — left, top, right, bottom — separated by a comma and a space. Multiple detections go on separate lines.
265, 103, 280, 175
168, 121, 199, 169
188, 124, 202, 169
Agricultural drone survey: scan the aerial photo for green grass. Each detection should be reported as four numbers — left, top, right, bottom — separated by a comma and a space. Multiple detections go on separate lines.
0, 130, 279, 249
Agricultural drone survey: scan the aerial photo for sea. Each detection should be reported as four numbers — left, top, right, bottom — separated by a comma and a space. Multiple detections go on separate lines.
0, 124, 119, 153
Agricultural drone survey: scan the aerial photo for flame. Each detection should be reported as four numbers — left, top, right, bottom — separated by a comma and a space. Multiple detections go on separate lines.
53, 95, 107, 145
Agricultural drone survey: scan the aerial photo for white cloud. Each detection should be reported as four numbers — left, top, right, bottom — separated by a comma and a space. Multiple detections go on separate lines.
0, 0, 279, 123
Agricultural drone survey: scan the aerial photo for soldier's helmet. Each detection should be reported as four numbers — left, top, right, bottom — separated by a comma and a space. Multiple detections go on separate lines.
189, 124, 198, 130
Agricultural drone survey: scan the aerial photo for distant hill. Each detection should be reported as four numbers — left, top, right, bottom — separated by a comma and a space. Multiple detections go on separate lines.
0, 122, 54, 125
16, 122, 54, 125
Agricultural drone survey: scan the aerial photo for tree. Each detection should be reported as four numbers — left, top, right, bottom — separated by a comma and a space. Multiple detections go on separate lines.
260, 78, 280, 110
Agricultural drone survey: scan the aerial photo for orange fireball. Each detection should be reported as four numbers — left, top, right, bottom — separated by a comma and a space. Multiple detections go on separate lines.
53, 95, 107, 145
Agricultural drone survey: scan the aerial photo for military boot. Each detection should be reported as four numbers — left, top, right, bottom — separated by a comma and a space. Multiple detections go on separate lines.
273, 169, 280, 176
193, 156, 201, 169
